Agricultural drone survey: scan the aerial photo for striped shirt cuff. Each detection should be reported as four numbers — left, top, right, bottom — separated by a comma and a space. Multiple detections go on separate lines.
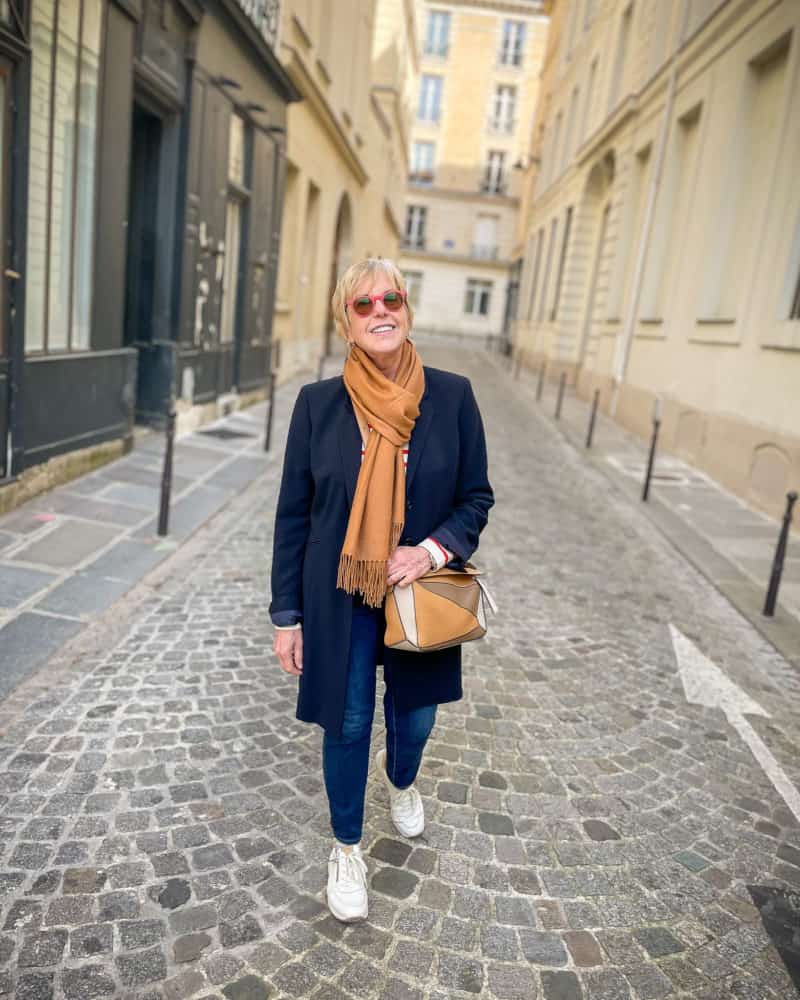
274, 623, 302, 631
419, 537, 452, 571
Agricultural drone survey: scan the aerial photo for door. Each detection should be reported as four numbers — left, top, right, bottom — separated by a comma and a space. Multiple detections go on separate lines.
0, 56, 14, 478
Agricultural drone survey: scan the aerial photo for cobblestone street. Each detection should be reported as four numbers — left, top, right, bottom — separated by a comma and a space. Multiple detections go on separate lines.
1, 345, 798, 1000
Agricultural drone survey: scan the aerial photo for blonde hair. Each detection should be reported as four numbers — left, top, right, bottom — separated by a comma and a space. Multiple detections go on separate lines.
331, 257, 414, 343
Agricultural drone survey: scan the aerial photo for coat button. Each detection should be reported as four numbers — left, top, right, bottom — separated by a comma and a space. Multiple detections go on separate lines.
406, 501, 413, 510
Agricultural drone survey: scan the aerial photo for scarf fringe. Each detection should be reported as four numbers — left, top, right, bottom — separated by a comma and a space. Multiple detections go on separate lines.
337, 522, 405, 608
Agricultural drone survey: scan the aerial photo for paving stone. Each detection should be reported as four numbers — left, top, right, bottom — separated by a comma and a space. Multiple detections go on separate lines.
63, 868, 106, 894
487, 963, 538, 1000
437, 782, 468, 804
119, 920, 166, 950
519, 930, 568, 965
174, 931, 212, 963
69, 924, 113, 958
497, 897, 537, 928
156, 878, 192, 910
437, 916, 478, 951
220, 914, 263, 948
272, 960, 320, 995
563, 930, 602, 966
437, 951, 484, 993
633, 926, 685, 958
18, 929, 68, 967
371, 867, 418, 899
370, 838, 413, 866
221, 974, 272, 1000
193, 844, 235, 870
61, 964, 116, 998
98, 891, 139, 921
583, 820, 620, 842
478, 812, 515, 835
541, 970, 584, 1000
115, 945, 168, 986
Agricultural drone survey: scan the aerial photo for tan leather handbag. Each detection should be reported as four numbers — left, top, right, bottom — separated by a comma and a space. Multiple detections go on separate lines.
384, 564, 497, 653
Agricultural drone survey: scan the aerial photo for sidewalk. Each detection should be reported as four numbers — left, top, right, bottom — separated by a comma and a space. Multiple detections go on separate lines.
0, 375, 305, 701
505, 358, 800, 671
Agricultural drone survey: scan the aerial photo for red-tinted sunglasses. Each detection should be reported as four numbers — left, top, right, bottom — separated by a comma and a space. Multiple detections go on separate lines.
345, 290, 407, 317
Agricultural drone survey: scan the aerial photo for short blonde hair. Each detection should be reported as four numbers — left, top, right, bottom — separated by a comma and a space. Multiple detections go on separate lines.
331, 257, 414, 343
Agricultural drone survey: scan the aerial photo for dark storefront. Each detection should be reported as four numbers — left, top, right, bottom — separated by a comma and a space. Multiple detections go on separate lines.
0, 0, 297, 491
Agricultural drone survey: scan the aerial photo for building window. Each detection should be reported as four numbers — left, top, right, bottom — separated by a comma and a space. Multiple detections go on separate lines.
25, 0, 103, 353
581, 59, 597, 143
404, 270, 423, 309
418, 74, 443, 123
410, 141, 435, 185
424, 9, 450, 56
220, 114, 250, 346
404, 205, 427, 250
550, 206, 573, 320
499, 19, 525, 66
464, 279, 493, 316
490, 85, 517, 134
473, 214, 499, 259
483, 150, 506, 195
608, 3, 633, 112
526, 227, 545, 320
537, 217, 559, 321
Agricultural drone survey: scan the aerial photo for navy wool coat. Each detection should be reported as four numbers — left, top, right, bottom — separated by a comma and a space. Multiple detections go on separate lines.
269, 366, 494, 736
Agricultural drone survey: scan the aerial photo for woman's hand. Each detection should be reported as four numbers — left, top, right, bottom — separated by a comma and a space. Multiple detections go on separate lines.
274, 628, 303, 676
387, 546, 432, 588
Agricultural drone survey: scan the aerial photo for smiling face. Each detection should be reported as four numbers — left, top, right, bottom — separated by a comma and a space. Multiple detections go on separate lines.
345, 275, 411, 370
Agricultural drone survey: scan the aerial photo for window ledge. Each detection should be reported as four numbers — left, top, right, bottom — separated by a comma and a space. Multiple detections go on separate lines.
315, 58, 331, 86
696, 316, 736, 325
639, 317, 662, 325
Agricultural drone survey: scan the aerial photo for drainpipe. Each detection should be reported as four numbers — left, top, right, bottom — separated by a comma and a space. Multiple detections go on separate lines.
610, 0, 691, 416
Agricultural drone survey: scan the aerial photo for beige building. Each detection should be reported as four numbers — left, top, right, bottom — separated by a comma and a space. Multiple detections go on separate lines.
400, 0, 548, 341
512, 0, 800, 519
273, 0, 419, 375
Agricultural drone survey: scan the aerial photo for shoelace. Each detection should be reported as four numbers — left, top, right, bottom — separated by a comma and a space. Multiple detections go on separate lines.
334, 848, 366, 890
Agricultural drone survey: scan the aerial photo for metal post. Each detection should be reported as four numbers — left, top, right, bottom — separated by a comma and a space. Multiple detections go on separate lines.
554, 372, 566, 420
317, 355, 325, 382
763, 491, 798, 617
264, 372, 276, 453
585, 389, 600, 449
536, 363, 546, 402
157, 407, 176, 537
642, 399, 662, 502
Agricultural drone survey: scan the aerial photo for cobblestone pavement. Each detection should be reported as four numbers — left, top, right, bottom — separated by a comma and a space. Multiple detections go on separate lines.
0, 345, 799, 1000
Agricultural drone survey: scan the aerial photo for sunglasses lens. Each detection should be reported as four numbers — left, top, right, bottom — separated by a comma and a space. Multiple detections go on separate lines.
352, 297, 373, 316
383, 292, 403, 311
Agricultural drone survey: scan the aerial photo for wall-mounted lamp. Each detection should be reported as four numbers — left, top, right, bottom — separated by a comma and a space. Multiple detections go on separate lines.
513, 156, 542, 171
214, 76, 242, 90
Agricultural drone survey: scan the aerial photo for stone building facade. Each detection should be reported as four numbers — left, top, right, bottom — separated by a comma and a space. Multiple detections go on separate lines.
272, 0, 419, 375
400, 0, 548, 343
512, 0, 800, 519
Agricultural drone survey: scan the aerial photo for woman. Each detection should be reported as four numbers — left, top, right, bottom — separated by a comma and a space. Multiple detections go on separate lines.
270, 258, 493, 922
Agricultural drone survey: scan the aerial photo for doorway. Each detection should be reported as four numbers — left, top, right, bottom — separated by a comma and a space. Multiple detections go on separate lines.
0, 56, 14, 478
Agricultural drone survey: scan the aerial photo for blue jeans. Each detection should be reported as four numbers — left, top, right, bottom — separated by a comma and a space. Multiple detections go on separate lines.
322, 601, 437, 845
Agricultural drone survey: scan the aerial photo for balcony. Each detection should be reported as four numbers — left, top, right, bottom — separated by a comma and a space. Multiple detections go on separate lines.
471, 244, 499, 261
409, 170, 435, 187
401, 237, 426, 251
479, 179, 508, 196
487, 116, 517, 136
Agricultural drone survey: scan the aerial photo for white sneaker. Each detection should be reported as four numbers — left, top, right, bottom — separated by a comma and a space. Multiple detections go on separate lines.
326, 843, 368, 923
376, 748, 425, 838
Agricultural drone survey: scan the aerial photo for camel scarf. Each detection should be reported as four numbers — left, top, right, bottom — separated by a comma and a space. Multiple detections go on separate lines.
337, 341, 425, 607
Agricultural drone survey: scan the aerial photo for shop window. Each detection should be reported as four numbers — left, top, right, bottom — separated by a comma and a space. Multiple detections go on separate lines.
25, 0, 102, 353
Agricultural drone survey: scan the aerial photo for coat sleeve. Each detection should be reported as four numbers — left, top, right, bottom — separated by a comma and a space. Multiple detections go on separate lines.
269, 386, 314, 616
429, 380, 494, 562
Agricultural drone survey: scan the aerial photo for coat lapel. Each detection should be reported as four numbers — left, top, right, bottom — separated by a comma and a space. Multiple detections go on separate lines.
338, 396, 362, 507
406, 389, 433, 494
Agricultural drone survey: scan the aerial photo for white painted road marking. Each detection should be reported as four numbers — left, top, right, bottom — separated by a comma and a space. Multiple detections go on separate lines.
670, 624, 800, 823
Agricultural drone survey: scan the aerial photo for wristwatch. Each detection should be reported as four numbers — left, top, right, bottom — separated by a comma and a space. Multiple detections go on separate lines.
426, 548, 436, 571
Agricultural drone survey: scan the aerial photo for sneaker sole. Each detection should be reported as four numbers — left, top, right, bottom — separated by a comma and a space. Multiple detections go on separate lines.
326, 892, 368, 923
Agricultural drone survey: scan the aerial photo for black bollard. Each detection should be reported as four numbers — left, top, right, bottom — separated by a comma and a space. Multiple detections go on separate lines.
554, 372, 566, 420
585, 389, 600, 449
157, 407, 176, 537
763, 491, 798, 617
264, 372, 276, 453
642, 399, 662, 502
317, 356, 325, 382
536, 363, 546, 402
